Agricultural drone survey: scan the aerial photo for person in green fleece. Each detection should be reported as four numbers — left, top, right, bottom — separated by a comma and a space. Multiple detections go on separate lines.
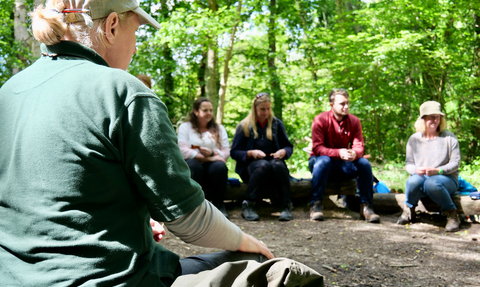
0, 0, 323, 286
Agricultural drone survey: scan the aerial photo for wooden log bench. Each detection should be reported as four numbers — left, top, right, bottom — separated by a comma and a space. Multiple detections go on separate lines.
226, 180, 480, 215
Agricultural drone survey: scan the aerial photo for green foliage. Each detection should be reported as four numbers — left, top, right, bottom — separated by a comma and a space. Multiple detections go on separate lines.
371, 162, 409, 192
0, 0, 38, 86
461, 158, 480, 188
130, 0, 480, 176
2, 0, 479, 179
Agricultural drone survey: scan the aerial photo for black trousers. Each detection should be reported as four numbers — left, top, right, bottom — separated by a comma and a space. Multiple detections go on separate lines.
186, 158, 227, 205
243, 159, 292, 206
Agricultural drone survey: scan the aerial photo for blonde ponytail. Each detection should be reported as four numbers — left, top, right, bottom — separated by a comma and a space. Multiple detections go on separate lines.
30, 1, 67, 45
29, 0, 134, 49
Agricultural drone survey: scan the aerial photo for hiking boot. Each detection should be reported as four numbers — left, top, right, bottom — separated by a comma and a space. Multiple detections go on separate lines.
359, 202, 380, 223
242, 200, 259, 221
443, 209, 460, 232
310, 200, 324, 221
215, 203, 229, 219
279, 202, 293, 221
396, 205, 416, 225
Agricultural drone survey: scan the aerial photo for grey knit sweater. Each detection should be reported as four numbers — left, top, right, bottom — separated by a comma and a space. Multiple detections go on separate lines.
405, 131, 460, 179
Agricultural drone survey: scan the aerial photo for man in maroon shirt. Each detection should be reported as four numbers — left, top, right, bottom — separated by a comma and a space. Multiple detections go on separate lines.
308, 88, 380, 223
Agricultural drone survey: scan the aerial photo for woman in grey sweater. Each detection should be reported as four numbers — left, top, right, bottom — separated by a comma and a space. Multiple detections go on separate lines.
397, 101, 461, 232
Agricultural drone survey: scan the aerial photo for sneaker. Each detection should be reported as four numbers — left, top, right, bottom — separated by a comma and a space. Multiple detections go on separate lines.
443, 209, 460, 232
396, 205, 416, 225
216, 203, 229, 219
310, 200, 324, 221
359, 202, 380, 223
279, 202, 293, 221
241, 200, 259, 221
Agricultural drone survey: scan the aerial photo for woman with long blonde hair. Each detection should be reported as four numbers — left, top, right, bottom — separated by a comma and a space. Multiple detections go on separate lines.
231, 93, 294, 221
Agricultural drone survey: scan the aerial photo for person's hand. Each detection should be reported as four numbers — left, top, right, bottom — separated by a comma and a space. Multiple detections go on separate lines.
425, 167, 440, 176
272, 149, 286, 159
199, 147, 214, 157
347, 149, 357, 160
150, 219, 166, 242
238, 232, 274, 260
416, 167, 426, 176
249, 150, 266, 160
339, 149, 355, 161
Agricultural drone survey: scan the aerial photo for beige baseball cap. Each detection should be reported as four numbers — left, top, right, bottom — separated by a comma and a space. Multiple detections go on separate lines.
66, 0, 161, 28
418, 100, 444, 119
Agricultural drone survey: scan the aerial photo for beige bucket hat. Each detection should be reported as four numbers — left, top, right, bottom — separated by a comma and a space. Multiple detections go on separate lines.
418, 100, 444, 120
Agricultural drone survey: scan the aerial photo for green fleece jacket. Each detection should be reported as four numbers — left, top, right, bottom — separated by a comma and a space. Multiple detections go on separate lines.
0, 41, 204, 286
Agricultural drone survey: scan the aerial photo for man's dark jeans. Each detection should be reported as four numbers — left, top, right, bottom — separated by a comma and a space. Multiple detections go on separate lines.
309, 156, 374, 205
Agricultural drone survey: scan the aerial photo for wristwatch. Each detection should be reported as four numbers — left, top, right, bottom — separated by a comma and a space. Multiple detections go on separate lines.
438, 169, 444, 175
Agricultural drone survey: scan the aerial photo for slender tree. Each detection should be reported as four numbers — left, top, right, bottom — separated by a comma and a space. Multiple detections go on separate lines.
205, 0, 219, 110
268, 0, 283, 120
217, 0, 242, 124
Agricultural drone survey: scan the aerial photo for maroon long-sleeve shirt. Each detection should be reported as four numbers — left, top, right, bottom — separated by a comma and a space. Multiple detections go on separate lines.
310, 110, 364, 160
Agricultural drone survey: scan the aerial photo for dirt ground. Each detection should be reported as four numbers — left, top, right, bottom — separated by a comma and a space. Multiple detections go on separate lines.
159, 197, 480, 287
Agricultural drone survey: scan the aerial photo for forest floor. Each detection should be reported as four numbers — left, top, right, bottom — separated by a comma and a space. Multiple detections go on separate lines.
160, 197, 480, 287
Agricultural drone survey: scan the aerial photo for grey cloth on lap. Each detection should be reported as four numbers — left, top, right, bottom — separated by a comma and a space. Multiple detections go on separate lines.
172, 258, 324, 287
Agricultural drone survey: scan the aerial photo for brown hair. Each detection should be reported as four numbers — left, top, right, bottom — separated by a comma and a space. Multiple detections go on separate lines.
30, 0, 133, 48
136, 74, 152, 89
328, 88, 349, 103
187, 97, 221, 146
240, 93, 274, 140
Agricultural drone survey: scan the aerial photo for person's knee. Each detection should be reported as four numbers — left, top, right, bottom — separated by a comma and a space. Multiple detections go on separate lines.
252, 160, 272, 173
186, 159, 204, 175
312, 156, 332, 173
271, 159, 288, 172
424, 177, 443, 194
187, 158, 202, 168
406, 175, 424, 190
210, 161, 228, 175
355, 158, 372, 172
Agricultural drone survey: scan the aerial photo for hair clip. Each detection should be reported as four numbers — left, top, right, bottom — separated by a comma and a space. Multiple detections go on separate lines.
332, 88, 347, 92
255, 93, 269, 101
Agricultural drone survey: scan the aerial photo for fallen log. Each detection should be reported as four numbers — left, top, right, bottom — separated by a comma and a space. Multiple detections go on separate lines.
226, 179, 357, 199
226, 180, 480, 215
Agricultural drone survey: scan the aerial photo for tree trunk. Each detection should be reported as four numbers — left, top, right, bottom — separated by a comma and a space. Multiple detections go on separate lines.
13, 0, 29, 74
372, 64, 382, 159
294, 0, 317, 82
160, 0, 176, 120
323, 12, 328, 29
216, 0, 242, 124
162, 43, 176, 119
475, 11, 480, 78
198, 52, 206, 98
335, 0, 344, 22
345, 1, 361, 34
205, 0, 218, 110
268, 0, 283, 120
